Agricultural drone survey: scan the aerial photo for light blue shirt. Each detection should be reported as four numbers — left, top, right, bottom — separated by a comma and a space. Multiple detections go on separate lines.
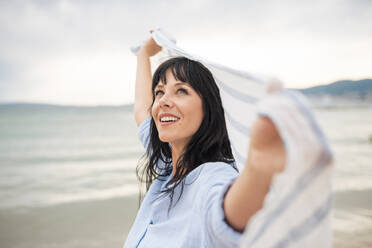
123, 117, 242, 247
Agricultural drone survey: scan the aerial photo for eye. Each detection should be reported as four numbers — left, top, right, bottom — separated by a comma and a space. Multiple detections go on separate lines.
154, 89, 164, 97
177, 88, 188, 94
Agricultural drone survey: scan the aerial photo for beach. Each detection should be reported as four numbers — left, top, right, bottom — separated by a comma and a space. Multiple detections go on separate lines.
0, 104, 371, 247
0, 190, 371, 248
0, 195, 138, 248
332, 190, 372, 247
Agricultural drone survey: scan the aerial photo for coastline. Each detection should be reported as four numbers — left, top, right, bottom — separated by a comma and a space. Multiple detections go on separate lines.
0, 190, 371, 248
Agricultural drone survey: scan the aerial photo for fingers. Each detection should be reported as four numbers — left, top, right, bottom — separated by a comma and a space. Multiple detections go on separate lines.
250, 117, 281, 149
253, 117, 278, 139
138, 32, 162, 57
247, 117, 286, 174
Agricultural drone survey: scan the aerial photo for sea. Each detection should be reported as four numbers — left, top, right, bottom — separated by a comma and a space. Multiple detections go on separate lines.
0, 102, 371, 209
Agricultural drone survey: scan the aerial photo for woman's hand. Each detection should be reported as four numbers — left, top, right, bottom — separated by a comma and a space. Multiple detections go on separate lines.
247, 117, 286, 176
138, 30, 162, 57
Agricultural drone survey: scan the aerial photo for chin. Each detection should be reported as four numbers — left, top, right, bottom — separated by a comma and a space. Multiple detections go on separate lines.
158, 134, 172, 143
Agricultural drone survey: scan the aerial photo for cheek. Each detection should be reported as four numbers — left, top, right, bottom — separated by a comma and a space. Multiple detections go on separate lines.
196, 98, 204, 122
196, 106, 204, 127
187, 100, 204, 128
151, 102, 158, 117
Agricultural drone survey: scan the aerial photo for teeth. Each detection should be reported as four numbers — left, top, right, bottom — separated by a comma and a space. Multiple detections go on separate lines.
160, 116, 179, 122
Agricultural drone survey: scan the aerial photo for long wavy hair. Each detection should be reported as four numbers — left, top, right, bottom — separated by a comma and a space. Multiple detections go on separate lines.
136, 57, 237, 209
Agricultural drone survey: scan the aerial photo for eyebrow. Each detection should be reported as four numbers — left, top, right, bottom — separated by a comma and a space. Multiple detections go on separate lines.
154, 82, 189, 89
175, 82, 189, 86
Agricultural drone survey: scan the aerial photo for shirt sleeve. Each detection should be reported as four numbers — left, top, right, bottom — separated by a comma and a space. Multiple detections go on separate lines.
199, 163, 242, 247
138, 117, 170, 174
138, 117, 151, 150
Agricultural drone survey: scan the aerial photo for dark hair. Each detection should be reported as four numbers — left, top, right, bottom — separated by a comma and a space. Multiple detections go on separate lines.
136, 57, 236, 209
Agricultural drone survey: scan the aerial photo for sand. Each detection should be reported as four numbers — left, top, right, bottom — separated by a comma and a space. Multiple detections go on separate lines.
0, 190, 371, 248
0, 195, 139, 248
332, 190, 372, 248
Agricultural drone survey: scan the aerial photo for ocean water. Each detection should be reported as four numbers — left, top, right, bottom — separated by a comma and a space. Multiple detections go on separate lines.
0, 103, 371, 209
314, 104, 372, 192
0, 104, 143, 209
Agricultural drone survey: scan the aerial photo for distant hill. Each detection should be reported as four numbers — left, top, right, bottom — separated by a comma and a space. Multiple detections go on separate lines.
297, 79, 372, 102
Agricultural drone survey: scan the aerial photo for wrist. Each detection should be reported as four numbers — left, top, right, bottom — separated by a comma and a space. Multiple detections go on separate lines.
137, 49, 150, 58
243, 162, 273, 189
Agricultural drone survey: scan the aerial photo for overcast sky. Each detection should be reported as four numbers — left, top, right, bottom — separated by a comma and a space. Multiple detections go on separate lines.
1, 0, 371, 105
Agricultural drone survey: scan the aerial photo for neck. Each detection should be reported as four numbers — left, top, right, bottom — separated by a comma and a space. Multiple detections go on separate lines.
170, 141, 186, 176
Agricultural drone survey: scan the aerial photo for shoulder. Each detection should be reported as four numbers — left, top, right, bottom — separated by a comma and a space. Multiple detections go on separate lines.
190, 162, 238, 211
138, 117, 151, 138
187, 161, 238, 187
199, 161, 238, 176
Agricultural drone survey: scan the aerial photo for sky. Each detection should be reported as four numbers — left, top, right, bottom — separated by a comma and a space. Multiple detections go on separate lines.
0, 0, 371, 105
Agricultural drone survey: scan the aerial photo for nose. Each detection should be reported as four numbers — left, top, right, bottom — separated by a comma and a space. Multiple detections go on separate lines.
158, 93, 173, 108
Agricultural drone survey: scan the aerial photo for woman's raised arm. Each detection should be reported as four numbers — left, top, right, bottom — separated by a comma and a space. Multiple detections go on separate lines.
223, 117, 286, 231
134, 33, 162, 126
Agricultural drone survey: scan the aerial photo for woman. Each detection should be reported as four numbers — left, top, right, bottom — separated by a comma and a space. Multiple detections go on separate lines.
124, 33, 286, 247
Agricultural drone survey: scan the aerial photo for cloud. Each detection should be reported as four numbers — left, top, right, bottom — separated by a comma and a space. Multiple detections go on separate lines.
0, 0, 371, 104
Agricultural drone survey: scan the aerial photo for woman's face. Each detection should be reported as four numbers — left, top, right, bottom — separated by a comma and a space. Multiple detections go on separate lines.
151, 69, 204, 150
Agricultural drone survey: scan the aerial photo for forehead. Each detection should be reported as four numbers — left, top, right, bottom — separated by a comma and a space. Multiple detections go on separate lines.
155, 70, 190, 88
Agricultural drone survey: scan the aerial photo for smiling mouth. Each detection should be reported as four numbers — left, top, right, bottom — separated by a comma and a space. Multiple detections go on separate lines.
160, 116, 180, 123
